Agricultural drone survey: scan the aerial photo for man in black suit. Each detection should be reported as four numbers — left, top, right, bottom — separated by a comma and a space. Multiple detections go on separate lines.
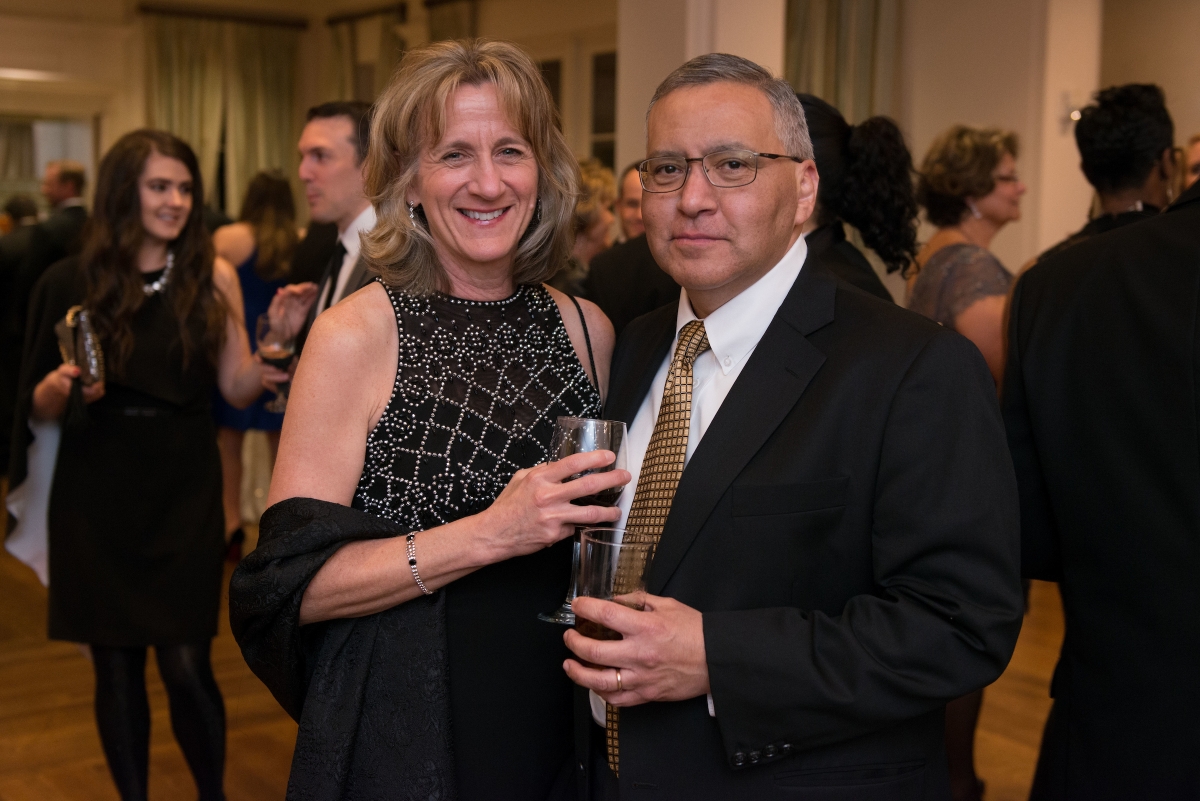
263, 103, 377, 384
1003, 181, 1200, 799
0, 194, 40, 469
563, 54, 1023, 800
583, 234, 679, 338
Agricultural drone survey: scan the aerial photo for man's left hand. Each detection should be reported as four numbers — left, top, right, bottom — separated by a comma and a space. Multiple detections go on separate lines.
563, 594, 709, 707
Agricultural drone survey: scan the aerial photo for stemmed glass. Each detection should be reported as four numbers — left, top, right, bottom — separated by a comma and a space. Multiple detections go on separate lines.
537, 417, 628, 624
256, 312, 297, 414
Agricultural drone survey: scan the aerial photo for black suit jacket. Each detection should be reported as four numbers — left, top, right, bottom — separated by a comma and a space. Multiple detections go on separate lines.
296, 253, 376, 353
0, 224, 36, 465
805, 222, 894, 303
582, 235, 680, 337
598, 266, 1023, 800
1002, 182, 1200, 799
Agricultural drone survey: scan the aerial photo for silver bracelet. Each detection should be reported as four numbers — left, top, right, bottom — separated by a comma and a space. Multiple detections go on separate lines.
406, 532, 432, 595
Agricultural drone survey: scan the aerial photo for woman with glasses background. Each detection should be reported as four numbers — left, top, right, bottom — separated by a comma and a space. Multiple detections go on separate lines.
908, 125, 1025, 388
908, 125, 1025, 801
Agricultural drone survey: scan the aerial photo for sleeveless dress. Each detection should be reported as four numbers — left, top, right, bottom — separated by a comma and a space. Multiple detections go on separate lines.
39, 260, 225, 645
212, 250, 285, 431
352, 280, 601, 799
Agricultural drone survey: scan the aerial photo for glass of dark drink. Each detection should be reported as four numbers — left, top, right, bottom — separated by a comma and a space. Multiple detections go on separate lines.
256, 312, 297, 413
537, 417, 628, 624
573, 527, 650, 667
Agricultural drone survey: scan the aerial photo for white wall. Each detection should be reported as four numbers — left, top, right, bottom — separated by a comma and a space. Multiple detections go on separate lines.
616, 0, 785, 173
1037, 0, 1101, 252
1102, 0, 1200, 148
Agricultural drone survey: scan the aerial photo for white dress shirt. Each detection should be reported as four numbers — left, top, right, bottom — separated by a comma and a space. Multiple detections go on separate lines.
589, 234, 809, 726
316, 204, 377, 314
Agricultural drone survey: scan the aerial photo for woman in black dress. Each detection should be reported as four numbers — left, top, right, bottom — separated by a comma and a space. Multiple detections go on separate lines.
230, 40, 624, 800
10, 130, 269, 801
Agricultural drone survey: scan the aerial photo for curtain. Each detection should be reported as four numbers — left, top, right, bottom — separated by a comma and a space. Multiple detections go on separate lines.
145, 14, 300, 218
0, 120, 36, 182
225, 23, 299, 215
328, 8, 406, 103
785, 0, 901, 122
145, 16, 226, 195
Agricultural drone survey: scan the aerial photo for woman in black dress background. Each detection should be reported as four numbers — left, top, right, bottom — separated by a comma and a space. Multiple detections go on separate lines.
230, 40, 625, 800
10, 130, 268, 801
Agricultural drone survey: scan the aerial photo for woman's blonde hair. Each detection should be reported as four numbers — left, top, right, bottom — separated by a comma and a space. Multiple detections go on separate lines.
917, 125, 1019, 227
363, 39, 578, 294
573, 158, 617, 235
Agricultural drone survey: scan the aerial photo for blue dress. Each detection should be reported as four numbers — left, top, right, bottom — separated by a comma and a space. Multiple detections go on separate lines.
212, 250, 285, 431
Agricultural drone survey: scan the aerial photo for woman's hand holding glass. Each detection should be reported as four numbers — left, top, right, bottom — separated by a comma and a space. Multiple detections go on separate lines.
479, 450, 630, 563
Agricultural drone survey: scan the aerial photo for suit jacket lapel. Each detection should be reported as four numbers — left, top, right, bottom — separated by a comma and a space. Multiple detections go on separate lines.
342, 254, 375, 296
647, 268, 838, 593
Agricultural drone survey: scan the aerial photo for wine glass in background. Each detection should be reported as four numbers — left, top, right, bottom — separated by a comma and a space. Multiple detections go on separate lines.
538, 417, 628, 624
256, 312, 297, 414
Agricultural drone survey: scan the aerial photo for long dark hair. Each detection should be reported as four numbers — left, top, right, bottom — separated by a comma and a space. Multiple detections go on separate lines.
81, 129, 225, 374
798, 94, 918, 274
239, 170, 297, 281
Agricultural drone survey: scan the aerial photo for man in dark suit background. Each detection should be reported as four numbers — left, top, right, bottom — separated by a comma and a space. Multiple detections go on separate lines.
262, 102, 377, 385
0, 194, 40, 470
563, 54, 1023, 800
583, 233, 679, 338
1004, 180, 1200, 799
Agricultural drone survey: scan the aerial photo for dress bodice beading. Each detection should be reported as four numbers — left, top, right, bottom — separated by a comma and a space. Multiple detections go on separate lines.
353, 281, 602, 528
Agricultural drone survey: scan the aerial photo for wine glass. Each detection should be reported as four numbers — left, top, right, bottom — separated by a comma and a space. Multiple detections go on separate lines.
256, 312, 297, 414
537, 417, 628, 624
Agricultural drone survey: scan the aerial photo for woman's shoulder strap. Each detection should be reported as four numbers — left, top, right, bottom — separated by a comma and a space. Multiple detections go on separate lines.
566, 294, 597, 390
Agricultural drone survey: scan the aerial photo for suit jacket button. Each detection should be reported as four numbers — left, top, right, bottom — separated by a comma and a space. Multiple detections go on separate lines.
732, 752, 746, 767
780, 743, 792, 754
749, 751, 761, 763
764, 745, 777, 758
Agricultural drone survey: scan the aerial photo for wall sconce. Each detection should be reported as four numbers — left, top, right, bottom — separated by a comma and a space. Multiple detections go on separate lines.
1061, 91, 1085, 135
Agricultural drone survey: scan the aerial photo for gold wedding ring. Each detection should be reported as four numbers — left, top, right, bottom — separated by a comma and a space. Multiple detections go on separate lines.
615, 669, 623, 692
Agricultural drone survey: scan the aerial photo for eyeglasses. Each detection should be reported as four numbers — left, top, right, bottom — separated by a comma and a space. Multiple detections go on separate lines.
638, 149, 806, 193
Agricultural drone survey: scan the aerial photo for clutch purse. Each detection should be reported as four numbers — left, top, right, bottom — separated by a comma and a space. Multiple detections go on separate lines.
54, 305, 105, 386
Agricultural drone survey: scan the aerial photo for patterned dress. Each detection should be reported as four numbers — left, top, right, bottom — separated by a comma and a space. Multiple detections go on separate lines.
352, 280, 601, 800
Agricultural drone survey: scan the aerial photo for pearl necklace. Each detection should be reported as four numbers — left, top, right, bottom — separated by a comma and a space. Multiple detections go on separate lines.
143, 252, 174, 296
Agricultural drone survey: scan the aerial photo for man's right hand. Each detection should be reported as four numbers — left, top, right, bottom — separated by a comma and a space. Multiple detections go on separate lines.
269, 282, 320, 337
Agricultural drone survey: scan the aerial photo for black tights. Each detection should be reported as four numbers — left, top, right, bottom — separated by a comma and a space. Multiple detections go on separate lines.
91, 643, 226, 801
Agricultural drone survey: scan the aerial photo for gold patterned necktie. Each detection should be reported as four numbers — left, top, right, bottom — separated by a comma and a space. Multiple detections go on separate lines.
606, 319, 710, 777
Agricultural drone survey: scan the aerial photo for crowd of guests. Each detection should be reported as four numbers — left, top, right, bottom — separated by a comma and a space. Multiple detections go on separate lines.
1, 35, 1197, 801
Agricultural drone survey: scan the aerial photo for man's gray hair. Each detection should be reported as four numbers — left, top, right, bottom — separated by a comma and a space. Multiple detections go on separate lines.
648, 53, 814, 161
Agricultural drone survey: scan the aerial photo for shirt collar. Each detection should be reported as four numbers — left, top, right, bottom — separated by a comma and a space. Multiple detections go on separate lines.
675, 234, 808, 375
339, 204, 377, 261
57, 197, 86, 210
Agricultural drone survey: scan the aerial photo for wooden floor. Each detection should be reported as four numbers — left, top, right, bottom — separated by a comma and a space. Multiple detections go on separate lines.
0, 544, 1063, 800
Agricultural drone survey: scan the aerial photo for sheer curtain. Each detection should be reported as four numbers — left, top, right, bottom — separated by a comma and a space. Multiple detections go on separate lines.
144, 16, 225, 195
328, 8, 406, 103
225, 24, 299, 214
0, 120, 36, 182
785, 0, 901, 122
145, 13, 299, 217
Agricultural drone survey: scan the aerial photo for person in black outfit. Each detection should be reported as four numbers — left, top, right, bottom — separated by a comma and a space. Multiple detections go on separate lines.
583, 235, 680, 338
1004, 179, 1200, 800
797, 94, 916, 302
564, 54, 1022, 801
1038, 83, 1176, 262
0, 194, 40, 468
9, 130, 273, 801
229, 40, 626, 800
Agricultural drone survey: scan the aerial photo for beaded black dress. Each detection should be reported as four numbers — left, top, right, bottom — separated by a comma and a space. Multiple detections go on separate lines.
352, 281, 601, 799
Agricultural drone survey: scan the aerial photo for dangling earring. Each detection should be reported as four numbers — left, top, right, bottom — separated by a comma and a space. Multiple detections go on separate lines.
533, 198, 542, 227
966, 200, 983, 220
407, 202, 417, 224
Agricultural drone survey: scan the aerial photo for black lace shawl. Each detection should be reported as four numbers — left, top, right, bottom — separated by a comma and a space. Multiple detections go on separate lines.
229, 497, 456, 801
